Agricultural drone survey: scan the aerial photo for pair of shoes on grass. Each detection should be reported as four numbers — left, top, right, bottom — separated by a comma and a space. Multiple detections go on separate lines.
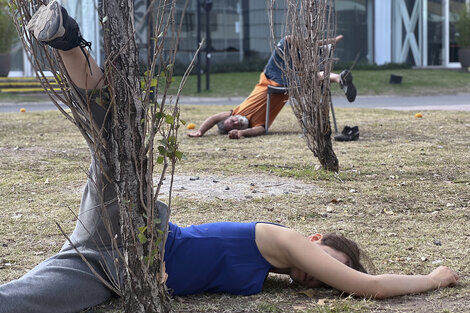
334, 125, 359, 142
339, 70, 356, 103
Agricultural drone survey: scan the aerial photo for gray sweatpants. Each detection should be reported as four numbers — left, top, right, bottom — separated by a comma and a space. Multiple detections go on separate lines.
0, 88, 123, 313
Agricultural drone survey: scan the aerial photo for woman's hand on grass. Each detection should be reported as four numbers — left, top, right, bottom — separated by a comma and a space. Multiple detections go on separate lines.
428, 266, 459, 289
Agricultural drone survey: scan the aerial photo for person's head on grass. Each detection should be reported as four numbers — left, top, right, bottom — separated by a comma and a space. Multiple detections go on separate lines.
217, 115, 249, 134
288, 232, 368, 288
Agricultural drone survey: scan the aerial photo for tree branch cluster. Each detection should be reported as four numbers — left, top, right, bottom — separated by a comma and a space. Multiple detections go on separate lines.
269, 0, 339, 171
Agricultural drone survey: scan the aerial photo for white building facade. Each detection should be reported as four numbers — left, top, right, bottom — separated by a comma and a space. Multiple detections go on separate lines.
375, 0, 469, 68
9, 0, 470, 76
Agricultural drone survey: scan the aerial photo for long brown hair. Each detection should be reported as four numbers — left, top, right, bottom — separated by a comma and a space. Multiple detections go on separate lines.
321, 233, 369, 274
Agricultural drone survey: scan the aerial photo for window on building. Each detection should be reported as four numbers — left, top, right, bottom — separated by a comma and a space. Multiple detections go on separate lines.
428, 0, 444, 66
336, 0, 372, 63
450, 0, 467, 63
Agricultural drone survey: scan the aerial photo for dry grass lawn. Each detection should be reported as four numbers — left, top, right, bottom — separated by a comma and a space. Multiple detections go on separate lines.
0, 105, 469, 312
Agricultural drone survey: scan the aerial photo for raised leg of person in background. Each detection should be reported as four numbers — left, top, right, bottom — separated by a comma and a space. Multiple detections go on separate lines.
318, 70, 356, 103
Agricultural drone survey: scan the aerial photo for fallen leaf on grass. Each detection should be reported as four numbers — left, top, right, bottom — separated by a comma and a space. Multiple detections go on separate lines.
298, 288, 316, 297
330, 198, 343, 204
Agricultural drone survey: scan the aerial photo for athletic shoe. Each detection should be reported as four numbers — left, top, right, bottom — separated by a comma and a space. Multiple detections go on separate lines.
339, 70, 357, 103
334, 125, 359, 141
27, 0, 90, 51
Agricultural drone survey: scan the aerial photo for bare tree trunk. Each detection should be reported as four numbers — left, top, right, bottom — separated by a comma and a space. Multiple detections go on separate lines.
100, 1, 171, 312
12, 0, 192, 312
303, 90, 338, 171
269, 0, 339, 172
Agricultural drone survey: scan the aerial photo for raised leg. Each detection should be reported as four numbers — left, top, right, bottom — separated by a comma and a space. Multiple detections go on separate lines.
27, 0, 104, 89
58, 48, 104, 90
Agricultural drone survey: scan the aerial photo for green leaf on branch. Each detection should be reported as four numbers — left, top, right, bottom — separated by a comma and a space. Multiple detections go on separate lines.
165, 115, 174, 125
138, 233, 148, 244
156, 111, 165, 120
175, 151, 184, 160
157, 156, 164, 164
143, 255, 154, 266
158, 146, 166, 156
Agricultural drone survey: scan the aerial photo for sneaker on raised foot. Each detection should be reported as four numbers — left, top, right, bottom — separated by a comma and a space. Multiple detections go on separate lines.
339, 70, 357, 103
27, 0, 90, 51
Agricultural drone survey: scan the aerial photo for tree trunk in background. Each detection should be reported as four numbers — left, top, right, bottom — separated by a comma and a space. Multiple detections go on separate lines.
269, 0, 339, 172
304, 90, 338, 172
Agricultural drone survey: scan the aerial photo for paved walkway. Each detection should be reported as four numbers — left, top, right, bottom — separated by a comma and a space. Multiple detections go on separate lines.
332, 93, 470, 111
1, 93, 470, 113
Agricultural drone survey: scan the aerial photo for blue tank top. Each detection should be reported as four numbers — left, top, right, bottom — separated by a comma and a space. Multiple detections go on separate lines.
164, 222, 272, 296
264, 38, 289, 86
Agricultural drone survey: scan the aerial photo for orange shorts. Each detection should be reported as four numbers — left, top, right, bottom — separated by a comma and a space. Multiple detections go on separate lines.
232, 73, 289, 128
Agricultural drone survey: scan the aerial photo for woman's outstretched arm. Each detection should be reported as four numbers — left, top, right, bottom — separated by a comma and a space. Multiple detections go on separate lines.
256, 224, 459, 299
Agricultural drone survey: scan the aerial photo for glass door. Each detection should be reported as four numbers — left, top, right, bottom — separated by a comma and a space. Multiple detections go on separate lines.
336, 0, 373, 63
449, 0, 468, 65
427, 0, 444, 66
428, 0, 469, 67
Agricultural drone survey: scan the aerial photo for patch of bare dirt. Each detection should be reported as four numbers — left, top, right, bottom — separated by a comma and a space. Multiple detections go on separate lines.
157, 175, 321, 201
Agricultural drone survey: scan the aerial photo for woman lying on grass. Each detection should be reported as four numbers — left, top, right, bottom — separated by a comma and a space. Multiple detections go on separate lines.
164, 221, 458, 298
0, 2, 459, 313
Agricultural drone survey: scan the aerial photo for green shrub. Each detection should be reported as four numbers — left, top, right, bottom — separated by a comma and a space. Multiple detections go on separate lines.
172, 56, 268, 76
0, 4, 16, 53
334, 61, 413, 71
456, 4, 470, 48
